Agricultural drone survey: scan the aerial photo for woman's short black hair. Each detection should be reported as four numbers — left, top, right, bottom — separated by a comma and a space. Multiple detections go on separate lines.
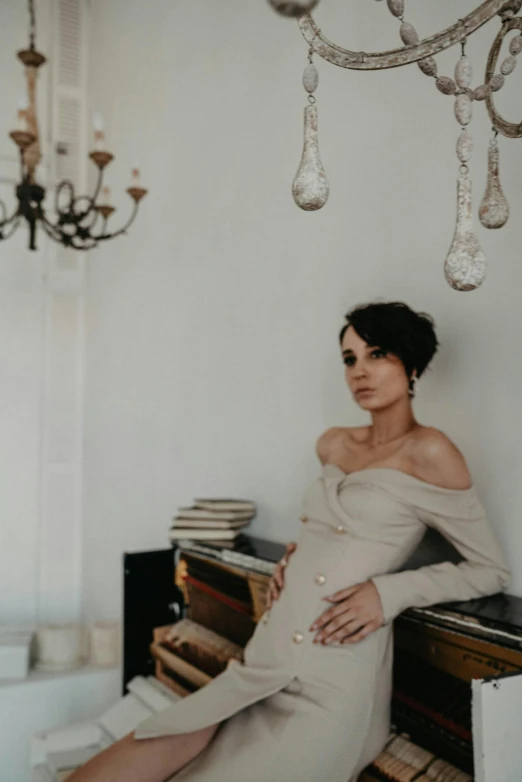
339, 301, 439, 380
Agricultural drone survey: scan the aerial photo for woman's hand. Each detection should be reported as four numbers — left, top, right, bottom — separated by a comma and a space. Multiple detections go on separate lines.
265, 543, 297, 610
309, 580, 384, 644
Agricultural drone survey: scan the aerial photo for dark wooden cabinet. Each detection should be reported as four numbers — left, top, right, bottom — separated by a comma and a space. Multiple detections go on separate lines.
122, 547, 185, 692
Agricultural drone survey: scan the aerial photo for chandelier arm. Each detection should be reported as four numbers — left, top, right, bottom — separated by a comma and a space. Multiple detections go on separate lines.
77, 198, 103, 231
38, 211, 62, 242
0, 216, 22, 240
94, 200, 140, 242
298, 0, 511, 70
89, 165, 104, 209
54, 179, 76, 219
38, 212, 97, 250
37, 201, 74, 243
40, 189, 106, 248
485, 16, 522, 137
52, 180, 96, 232
67, 166, 104, 225
38, 219, 67, 246
71, 194, 101, 228
84, 208, 104, 236
65, 234, 99, 251
0, 196, 20, 228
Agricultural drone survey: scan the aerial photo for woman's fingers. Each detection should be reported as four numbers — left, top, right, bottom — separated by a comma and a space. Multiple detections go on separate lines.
311, 603, 355, 633
314, 618, 379, 645
273, 566, 284, 590
312, 608, 356, 642
267, 578, 279, 605
317, 618, 361, 644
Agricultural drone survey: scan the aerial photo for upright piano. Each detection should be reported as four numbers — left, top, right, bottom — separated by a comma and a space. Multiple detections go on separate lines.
153, 533, 522, 782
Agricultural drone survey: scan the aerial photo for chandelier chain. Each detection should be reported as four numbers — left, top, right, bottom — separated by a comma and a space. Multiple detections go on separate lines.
28, 0, 36, 50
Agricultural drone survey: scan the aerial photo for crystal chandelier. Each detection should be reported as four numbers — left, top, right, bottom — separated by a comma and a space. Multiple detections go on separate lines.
269, 0, 522, 291
0, 0, 148, 252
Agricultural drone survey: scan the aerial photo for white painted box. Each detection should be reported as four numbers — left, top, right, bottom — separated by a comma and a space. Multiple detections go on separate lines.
0, 628, 34, 679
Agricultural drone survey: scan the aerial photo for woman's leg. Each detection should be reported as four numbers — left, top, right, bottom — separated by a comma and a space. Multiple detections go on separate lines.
67, 721, 221, 782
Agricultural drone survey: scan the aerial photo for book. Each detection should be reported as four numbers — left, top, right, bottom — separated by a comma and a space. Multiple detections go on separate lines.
192, 538, 241, 549
150, 641, 212, 688
154, 664, 194, 697
176, 535, 286, 576
169, 528, 243, 541
158, 619, 243, 677
194, 498, 256, 512
184, 580, 257, 647
176, 507, 254, 521
172, 517, 250, 530
180, 548, 270, 623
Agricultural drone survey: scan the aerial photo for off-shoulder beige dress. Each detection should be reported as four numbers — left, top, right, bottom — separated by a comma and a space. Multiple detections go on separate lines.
134, 464, 511, 782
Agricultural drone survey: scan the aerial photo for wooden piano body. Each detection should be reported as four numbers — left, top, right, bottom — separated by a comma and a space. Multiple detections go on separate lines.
165, 534, 522, 782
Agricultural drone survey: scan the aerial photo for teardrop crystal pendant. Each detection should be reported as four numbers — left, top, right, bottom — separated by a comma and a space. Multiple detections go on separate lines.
444, 172, 486, 291
292, 105, 329, 211
479, 143, 510, 229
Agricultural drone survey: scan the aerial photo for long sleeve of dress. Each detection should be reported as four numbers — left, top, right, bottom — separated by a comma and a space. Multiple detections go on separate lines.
370, 489, 512, 625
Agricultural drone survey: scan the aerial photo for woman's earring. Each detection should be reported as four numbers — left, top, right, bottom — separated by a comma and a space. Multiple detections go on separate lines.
408, 376, 417, 398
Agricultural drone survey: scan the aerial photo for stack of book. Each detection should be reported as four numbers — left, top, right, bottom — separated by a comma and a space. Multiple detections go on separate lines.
150, 619, 244, 698
151, 537, 286, 700
168, 497, 256, 546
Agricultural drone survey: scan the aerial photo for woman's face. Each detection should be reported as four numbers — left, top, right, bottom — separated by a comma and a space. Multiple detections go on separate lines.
340, 326, 412, 410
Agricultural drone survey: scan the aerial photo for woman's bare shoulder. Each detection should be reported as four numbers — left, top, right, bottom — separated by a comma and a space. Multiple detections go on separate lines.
411, 427, 473, 490
315, 426, 366, 465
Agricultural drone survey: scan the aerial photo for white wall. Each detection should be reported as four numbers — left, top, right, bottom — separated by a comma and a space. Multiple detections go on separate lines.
83, 0, 522, 621
0, 0, 51, 624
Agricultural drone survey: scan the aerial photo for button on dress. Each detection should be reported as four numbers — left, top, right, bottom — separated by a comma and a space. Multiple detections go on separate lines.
134, 464, 511, 782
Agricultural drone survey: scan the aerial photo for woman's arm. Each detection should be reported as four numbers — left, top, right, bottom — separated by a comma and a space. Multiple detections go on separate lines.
371, 505, 511, 625
371, 432, 512, 625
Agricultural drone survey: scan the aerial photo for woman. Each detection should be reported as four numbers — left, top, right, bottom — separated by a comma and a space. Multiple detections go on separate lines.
70, 301, 511, 782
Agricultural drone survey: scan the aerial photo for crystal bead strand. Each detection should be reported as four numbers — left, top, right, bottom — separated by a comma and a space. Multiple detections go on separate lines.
383, 0, 520, 102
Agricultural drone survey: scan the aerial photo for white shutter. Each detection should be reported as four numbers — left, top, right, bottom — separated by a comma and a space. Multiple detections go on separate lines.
37, 0, 89, 624
52, 0, 88, 265
55, 94, 82, 189
57, 0, 83, 89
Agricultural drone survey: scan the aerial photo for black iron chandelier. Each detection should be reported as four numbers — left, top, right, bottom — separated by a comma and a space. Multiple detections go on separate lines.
0, 0, 148, 252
